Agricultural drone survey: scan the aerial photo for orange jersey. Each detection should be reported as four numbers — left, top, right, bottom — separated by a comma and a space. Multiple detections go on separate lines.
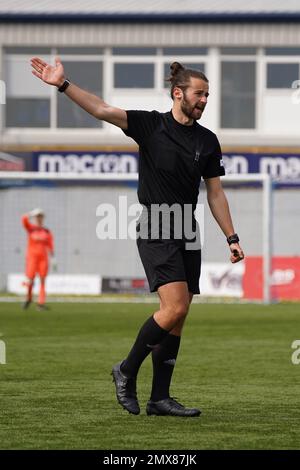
22, 215, 54, 258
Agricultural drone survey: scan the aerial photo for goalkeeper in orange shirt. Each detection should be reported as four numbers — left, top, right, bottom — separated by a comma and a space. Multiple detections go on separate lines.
22, 208, 55, 311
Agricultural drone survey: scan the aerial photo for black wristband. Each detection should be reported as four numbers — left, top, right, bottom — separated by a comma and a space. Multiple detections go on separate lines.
227, 233, 239, 245
58, 79, 70, 93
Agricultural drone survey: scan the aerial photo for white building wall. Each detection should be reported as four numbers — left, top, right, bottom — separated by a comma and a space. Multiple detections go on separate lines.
0, 22, 300, 146
1, 23, 300, 46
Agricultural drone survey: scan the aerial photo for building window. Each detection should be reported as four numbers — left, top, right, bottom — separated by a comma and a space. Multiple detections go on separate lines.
220, 47, 257, 55
4, 47, 51, 54
162, 47, 208, 55
6, 98, 50, 128
57, 61, 103, 128
57, 47, 104, 55
267, 63, 299, 89
265, 47, 300, 56
4, 49, 103, 129
112, 47, 157, 55
221, 61, 256, 129
114, 63, 155, 88
5, 54, 51, 128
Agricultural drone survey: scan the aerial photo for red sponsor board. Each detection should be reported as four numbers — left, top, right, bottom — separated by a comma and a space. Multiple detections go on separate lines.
0, 153, 25, 171
243, 257, 300, 300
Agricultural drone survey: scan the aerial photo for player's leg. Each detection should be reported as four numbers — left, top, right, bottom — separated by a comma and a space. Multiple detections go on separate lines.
147, 245, 201, 416
122, 281, 189, 376
149, 245, 198, 397
112, 281, 189, 415
22, 277, 34, 309
37, 277, 47, 310
112, 239, 190, 415
37, 258, 49, 311
23, 256, 37, 309
146, 288, 200, 417
149, 291, 193, 403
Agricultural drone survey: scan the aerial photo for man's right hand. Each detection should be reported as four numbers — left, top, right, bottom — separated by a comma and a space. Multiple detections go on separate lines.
30, 56, 65, 88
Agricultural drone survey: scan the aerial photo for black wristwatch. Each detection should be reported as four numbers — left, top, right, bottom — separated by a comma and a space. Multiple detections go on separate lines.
58, 79, 70, 93
227, 233, 240, 245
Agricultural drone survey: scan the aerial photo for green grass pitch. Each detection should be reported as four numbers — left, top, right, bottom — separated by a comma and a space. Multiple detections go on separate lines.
0, 301, 300, 450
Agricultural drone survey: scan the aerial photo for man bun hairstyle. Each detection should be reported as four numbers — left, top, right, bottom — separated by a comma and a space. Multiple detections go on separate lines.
166, 61, 208, 99
170, 61, 185, 77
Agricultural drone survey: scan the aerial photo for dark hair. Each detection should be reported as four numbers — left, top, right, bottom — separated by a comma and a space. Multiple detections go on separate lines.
166, 61, 208, 99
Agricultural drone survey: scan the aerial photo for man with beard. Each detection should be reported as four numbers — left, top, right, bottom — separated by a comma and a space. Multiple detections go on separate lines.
30, 58, 244, 417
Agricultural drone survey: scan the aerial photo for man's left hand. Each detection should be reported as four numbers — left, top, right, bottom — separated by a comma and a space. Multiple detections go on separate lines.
230, 243, 244, 263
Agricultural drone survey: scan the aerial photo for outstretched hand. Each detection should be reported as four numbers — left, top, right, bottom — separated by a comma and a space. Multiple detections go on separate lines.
230, 243, 245, 264
30, 56, 65, 87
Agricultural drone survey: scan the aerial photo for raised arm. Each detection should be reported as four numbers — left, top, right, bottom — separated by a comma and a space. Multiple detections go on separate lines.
30, 56, 128, 130
204, 176, 244, 263
21, 213, 34, 232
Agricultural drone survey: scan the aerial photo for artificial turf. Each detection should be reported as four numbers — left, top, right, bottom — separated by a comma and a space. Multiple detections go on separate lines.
0, 301, 299, 450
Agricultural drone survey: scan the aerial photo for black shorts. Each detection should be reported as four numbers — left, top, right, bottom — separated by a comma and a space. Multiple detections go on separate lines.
137, 237, 201, 294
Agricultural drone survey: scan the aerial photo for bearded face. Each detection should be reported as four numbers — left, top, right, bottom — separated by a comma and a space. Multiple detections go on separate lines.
180, 92, 206, 120
176, 77, 209, 121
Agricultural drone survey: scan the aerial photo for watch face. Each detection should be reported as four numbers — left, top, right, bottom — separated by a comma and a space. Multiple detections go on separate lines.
58, 79, 70, 92
227, 234, 239, 244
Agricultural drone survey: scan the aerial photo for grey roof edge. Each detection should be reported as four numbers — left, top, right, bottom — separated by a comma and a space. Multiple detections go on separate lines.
1, 12, 300, 23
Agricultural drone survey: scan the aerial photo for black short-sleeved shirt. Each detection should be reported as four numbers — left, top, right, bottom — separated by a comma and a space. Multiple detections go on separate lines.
123, 110, 225, 208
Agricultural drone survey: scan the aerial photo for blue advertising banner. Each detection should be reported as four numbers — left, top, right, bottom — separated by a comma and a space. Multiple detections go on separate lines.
32, 151, 139, 174
1, 149, 300, 186
223, 153, 300, 184
32, 150, 300, 186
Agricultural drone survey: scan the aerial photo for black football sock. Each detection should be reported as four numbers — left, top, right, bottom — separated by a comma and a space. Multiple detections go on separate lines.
121, 316, 169, 378
150, 333, 181, 402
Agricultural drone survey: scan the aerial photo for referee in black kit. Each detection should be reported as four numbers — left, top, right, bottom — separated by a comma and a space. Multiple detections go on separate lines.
31, 57, 244, 417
